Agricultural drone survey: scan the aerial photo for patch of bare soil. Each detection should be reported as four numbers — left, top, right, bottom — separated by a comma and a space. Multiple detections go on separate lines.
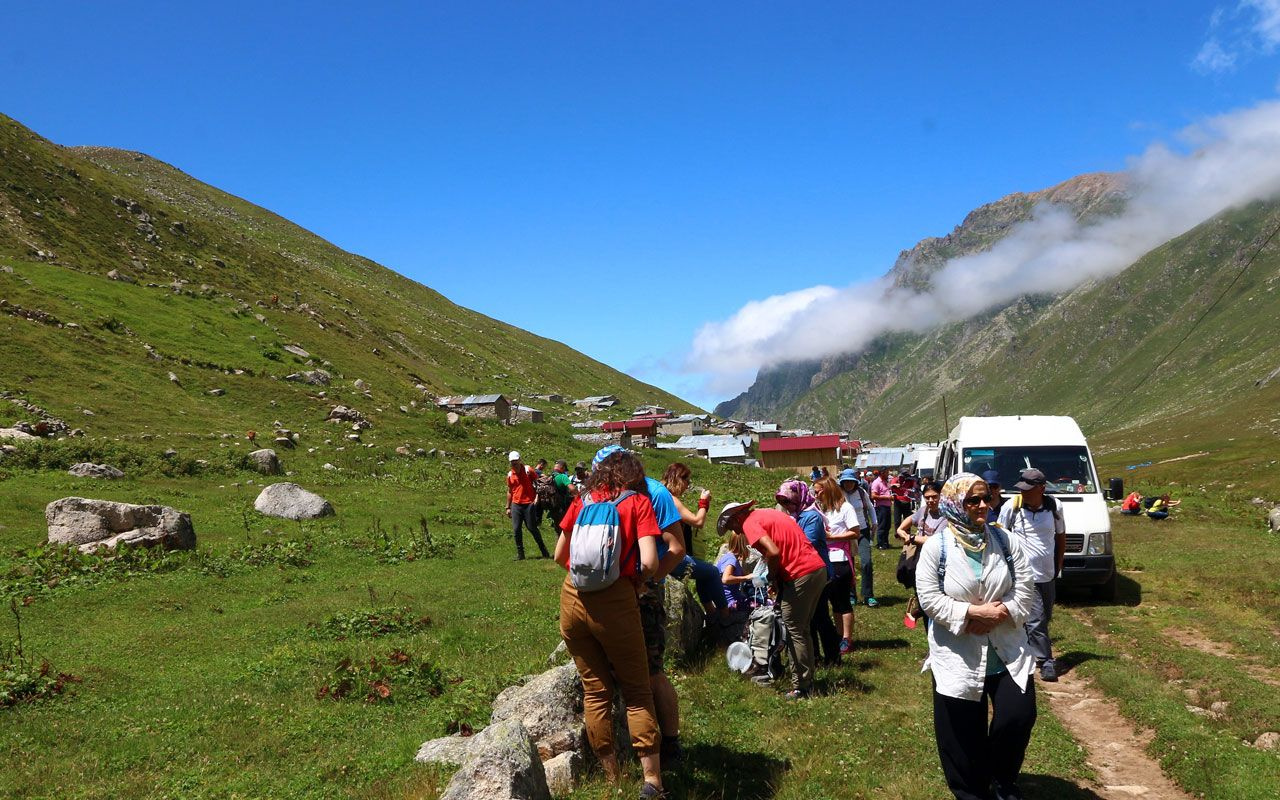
1163, 627, 1280, 688
1045, 666, 1195, 799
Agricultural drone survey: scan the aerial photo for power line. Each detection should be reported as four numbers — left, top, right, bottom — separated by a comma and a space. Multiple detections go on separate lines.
1102, 210, 1280, 421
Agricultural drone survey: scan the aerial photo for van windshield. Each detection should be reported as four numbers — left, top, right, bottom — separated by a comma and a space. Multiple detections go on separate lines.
961, 446, 1097, 494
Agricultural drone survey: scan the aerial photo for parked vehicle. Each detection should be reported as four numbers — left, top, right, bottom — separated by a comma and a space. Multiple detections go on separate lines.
936, 415, 1116, 601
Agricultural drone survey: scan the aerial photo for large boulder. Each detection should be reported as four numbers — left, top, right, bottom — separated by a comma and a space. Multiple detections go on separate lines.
0, 428, 38, 441
248, 449, 282, 476
491, 663, 584, 760
254, 483, 334, 520
1269, 507, 1280, 533
438, 718, 550, 800
67, 463, 125, 479
665, 577, 707, 664
415, 734, 475, 766
46, 497, 195, 553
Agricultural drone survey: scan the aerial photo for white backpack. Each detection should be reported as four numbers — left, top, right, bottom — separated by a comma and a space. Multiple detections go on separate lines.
568, 490, 637, 592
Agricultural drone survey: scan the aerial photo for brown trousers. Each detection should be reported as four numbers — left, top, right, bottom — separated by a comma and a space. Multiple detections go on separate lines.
560, 577, 660, 757
780, 567, 828, 691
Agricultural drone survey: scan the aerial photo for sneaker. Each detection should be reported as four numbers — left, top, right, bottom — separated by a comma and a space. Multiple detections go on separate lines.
639, 783, 669, 799
865, 597, 879, 608
839, 638, 854, 655
1040, 660, 1059, 682
784, 689, 810, 700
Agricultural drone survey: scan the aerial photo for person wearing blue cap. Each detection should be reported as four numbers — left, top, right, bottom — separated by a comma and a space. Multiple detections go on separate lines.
838, 469, 878, 608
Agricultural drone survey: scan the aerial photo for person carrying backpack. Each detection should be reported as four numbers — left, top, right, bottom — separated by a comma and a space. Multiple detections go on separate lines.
554, 448, 668, 799
506, 451, 550, 560
998, 468, 1066, 683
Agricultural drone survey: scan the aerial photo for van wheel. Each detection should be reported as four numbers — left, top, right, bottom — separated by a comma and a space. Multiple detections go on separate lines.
1091, 570, 1117, 603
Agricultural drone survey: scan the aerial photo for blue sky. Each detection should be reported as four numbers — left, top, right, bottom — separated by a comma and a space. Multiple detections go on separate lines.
5, 2, 1280, 409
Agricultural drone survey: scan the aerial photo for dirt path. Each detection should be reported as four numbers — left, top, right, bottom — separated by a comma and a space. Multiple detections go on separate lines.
1162, 626, 1280, 688
1043, 665, 1195, 800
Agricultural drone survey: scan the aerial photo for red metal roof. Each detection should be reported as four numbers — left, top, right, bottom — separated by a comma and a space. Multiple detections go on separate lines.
601, 419, 659, 433
758, 434, 841, 452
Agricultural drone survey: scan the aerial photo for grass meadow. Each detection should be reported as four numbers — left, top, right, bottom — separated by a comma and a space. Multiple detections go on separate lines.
1, 421, 1277, 799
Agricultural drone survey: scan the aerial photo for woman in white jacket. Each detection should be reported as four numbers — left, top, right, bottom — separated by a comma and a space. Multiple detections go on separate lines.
916, 472, 1037, 800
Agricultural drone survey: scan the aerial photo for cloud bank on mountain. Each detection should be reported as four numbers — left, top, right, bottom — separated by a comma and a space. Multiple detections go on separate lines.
687, 99, 1280, 399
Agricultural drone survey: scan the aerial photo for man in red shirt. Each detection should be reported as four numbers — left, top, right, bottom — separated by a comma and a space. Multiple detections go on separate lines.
506, 450, 549, 560
719, 501, 828, 699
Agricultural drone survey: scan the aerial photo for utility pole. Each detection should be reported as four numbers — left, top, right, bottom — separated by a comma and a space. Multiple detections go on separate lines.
942, 394, 950, 440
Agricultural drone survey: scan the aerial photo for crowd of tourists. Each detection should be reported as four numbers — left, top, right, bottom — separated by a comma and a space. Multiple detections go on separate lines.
504, 448, 1062, 800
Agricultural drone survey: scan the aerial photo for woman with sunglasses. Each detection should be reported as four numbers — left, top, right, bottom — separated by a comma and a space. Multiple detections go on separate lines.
916, 473, 1037, 800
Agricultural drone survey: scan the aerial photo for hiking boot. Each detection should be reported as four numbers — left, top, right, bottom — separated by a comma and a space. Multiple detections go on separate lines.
865, 597, 879, 608
839, 638, 854, 655
639, 782, 669, 799
1040, 660, 1059, 682
993, 780, 1025, 800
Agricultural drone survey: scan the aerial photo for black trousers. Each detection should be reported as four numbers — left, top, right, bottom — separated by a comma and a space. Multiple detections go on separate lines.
511, 502, 549, 557
809, 576, 841, 664
933, 671, 1037, 800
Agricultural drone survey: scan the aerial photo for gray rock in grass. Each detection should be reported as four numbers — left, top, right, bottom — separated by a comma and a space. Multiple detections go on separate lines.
67, 463, 125, 479
438, 718, 550, 800
248, 449, 281, 476
253, 483, 334, 520
491, 663, 584, 760
46, 497, 195, 553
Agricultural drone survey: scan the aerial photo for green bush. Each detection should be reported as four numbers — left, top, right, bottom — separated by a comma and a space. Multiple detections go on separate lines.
314, 649, 444, 704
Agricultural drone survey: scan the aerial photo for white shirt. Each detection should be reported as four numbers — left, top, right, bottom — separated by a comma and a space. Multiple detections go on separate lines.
823, 502, 860, 562
842, 486, 876, 529
916, 525, 1037, 701
997, 498, 1065, 583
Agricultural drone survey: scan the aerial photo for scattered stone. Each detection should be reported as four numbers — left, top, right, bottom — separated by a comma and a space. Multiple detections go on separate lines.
1209, 701, 1230, 715
207, 388, 226, 397
163, 449, 178, 458
273, 436, 295, 450
67, 463, 125, 479
82, 409, 95, 416
167, 371, 180, 385
542, 750, 582, 797
282, 344, 310, 358
399, 405, 409, 414
347, 433, 361, 442
248, 449, 282, 476
395, 446, 411, 456
472, 468, 482, 474
546, 639, 569, 667
1269, 507, 1280, 533
46, 497, 195, 553
491, 663, 584, 760
285, 369, 331, 386
354, 379, 369, 391
322, 463, 337, 471
415, 448, 427, 457
0, 428, 38, 441
437, 718, 550, 800
106, 269, 136, 283
326, 405, 367, 424
253, 483, 334, 520
446, 412, 461, 425
1254, 731, 1280, 750
1251, 497, 1269, 507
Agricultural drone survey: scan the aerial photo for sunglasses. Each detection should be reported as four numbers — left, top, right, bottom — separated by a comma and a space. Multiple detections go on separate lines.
963, 493, 994, 507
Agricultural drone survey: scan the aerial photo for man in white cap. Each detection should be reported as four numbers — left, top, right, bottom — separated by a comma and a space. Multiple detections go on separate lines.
506, 450, 549, 560
998, 467, 1065, 682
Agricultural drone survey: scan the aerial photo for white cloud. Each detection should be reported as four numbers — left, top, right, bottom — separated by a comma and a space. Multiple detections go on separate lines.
685, 99, 1280, 400
1193, 1, 1280, 72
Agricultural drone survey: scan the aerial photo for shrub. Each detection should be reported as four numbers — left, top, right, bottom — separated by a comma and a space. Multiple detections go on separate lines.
314, 649, 444, 704
308, 606, 432, 641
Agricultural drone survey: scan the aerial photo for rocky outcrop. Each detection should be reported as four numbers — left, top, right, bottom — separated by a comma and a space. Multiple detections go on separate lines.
253, 483, 334, 520
248, 449, 281, 475
0, 428, 39, 441
437, 719, 550, 800
46, 497, 195, 552
285, 369, 330, 386
490, 663, 584, 760
67, 463, 125, 479
665, 577, 707, 663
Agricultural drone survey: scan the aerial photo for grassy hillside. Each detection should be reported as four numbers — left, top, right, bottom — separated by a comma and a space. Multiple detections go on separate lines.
0, 113, 693, 443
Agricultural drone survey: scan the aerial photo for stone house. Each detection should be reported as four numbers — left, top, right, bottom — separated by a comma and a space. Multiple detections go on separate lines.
436, 394, 511, 422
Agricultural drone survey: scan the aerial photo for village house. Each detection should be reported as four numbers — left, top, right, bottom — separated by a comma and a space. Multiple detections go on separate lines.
574, 394, 619, 410
757, 433, 841, 473
530, 393, 563, 404
632, 404, 671, 418
436, 394, 511, 422
600, 418, 659, 448
658, 413, 707, 437
510, 405, 545, 423
656, 433, 754, 464
745, 421, 780, 445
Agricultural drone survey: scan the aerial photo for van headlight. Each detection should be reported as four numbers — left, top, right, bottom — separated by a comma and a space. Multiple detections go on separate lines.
1087, 532, 1111, 555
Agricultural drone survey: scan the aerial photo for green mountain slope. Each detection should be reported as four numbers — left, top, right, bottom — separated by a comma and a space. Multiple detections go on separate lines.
717, 176, 1280, 448
0, 114, 692, 439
